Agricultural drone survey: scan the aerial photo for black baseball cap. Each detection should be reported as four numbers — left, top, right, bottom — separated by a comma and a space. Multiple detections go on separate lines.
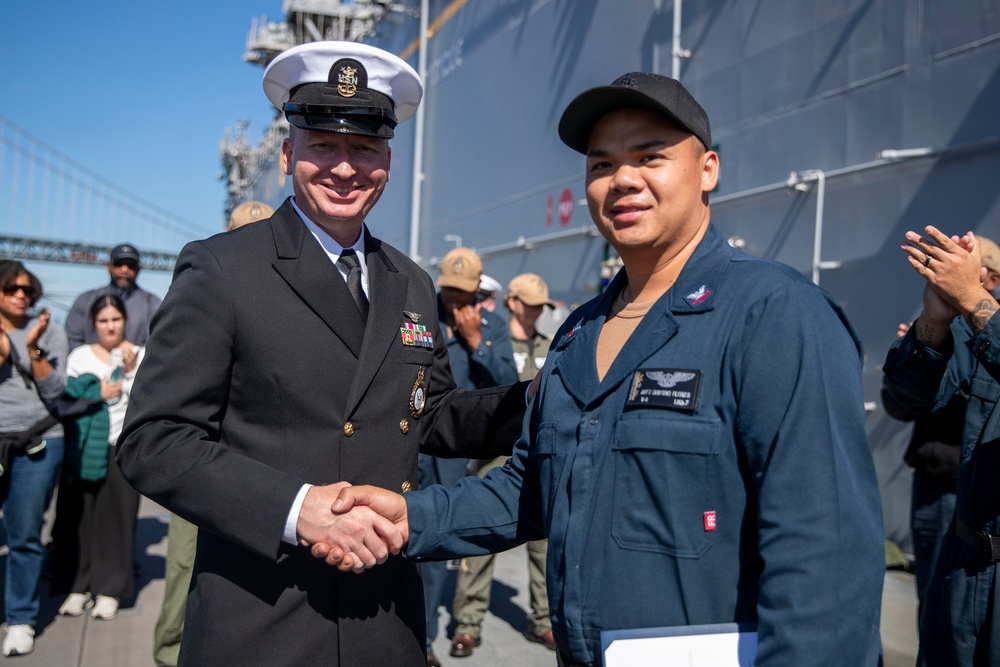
558, 72, 712, 154
110, 244, 140, 263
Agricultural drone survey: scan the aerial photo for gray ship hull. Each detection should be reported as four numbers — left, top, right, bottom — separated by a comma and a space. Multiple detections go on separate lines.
234, 0, 1000, 554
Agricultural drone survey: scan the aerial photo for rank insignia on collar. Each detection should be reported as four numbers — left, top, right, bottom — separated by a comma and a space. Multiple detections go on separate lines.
404, 310, 422, 323
400, 322, 434, 349
410, 367, 427, 418
685, 285, 713, 307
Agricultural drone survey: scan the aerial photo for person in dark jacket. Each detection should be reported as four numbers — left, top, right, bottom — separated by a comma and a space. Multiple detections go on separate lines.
64, 244, 161, 349
883, 232, 1000, 666
116, 41, 528, 667
881, 319, 965, 615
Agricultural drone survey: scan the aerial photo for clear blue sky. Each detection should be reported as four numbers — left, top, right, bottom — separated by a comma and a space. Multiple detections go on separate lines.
1, 0, 286, 316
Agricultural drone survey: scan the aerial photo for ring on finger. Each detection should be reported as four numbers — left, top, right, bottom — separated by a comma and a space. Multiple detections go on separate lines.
923, 254, 932, 267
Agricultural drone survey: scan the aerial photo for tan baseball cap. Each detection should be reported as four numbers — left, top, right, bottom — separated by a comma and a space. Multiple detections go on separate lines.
979, 235, 1000, 273
506, 273, 555, 308
436, 247, 482, 293
228, 201, 275, 230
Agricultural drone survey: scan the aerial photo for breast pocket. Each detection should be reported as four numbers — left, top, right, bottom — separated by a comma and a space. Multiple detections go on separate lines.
611, 413, 722, 558
967, 372, 1000, 459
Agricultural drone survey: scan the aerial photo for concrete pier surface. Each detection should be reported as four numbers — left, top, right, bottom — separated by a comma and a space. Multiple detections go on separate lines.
2, 496, 918, 666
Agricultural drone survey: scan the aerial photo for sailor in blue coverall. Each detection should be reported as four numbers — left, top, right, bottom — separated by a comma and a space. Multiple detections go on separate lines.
883, 230, 1000, 666
320, 72, 885, 667
419, 247, 518, 664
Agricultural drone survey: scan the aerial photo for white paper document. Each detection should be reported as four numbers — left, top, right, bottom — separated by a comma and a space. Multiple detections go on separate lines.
602, 622, 757, 666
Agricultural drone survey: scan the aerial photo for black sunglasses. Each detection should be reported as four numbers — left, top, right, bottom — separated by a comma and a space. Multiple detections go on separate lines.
2, 284, 37, 299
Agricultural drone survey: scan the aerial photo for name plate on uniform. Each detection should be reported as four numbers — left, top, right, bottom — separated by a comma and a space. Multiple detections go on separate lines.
627, 368, 702, 413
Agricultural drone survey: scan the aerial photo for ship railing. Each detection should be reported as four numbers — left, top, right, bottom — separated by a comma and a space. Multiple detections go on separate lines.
716, 134, 1000, 287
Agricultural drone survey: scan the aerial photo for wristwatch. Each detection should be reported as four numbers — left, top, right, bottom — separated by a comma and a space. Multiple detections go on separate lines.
28, 347, 45, 361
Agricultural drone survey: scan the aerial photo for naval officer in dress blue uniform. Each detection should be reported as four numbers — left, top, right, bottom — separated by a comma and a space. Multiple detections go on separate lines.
323, 71, 885, 666
116, 41, 528, 667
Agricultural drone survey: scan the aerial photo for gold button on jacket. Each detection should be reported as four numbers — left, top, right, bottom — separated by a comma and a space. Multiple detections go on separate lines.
343, 421, 355, 437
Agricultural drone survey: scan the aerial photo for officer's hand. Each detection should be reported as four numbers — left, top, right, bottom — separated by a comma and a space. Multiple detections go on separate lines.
297, 483, 403, 573
312, 485, 410, 572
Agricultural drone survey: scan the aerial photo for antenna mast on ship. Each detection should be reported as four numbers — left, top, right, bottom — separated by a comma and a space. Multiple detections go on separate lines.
219, 0, 397, 225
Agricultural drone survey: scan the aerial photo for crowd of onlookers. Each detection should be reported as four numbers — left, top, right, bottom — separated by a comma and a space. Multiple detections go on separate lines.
0, 204, 279, 659
0, 243, 160, 657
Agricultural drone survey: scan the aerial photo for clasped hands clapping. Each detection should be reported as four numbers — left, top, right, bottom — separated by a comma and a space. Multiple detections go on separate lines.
296, 483, 409, 573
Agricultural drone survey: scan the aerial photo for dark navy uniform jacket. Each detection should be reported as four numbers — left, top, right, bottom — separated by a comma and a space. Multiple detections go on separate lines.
419, 304, 518, 488
406, 225, 884, 666
117, 202, 529, 667
884, 316, 1000, 665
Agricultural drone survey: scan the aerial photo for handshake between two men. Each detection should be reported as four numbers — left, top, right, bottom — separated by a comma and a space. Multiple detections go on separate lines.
296, 482, 407, 573
294, 369, 546, 572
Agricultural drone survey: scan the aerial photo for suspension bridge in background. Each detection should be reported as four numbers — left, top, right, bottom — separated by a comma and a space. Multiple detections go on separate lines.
0, 114, 219, 273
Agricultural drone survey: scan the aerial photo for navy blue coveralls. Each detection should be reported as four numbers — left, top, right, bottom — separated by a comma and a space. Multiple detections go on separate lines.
405, 226, 885, 666
884, 315, 1000, 666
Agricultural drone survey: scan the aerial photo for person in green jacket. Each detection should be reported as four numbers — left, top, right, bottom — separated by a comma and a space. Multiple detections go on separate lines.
52, 294, 144, 622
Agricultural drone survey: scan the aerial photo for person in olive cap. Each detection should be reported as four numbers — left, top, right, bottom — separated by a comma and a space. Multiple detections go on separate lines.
227, 201, 275, 231
323, 71, 885, 666
116, 41, 528, 667
64, 244, 161, 349
449, 272, 558, 658
421, 247, 516, 663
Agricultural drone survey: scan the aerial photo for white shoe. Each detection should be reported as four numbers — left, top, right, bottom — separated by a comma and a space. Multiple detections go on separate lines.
2, 624, 35, 656
58, 592, 90, 617
91, 595, 119, 620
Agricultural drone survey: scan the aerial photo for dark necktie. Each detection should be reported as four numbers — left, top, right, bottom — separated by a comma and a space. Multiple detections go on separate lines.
337, 248, 369, 321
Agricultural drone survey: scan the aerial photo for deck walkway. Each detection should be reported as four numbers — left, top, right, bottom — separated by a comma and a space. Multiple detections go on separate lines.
2, 496, 919, 666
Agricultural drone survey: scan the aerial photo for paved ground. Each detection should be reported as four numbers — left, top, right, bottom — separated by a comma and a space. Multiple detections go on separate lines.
1, 496, 919, 666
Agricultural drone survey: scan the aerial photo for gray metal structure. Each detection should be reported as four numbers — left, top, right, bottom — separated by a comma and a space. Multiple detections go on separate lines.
223, 0, 1000, 553
0, 235, 177, 272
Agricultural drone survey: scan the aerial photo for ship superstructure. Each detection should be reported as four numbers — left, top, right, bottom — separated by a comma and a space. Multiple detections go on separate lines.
219, 0, 1000, 554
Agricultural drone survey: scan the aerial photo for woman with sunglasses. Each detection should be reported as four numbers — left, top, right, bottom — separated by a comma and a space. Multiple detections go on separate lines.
0, 259, 68, 657
52, 294, 143, 623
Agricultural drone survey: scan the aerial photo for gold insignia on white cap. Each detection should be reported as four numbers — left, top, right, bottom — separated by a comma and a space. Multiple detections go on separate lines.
337, 65, 358, 97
